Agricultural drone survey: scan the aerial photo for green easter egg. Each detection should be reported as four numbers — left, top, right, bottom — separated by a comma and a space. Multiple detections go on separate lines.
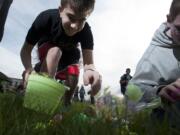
126, 84, 143, 102
78, 113, 88, 121
73, 113, 89, 122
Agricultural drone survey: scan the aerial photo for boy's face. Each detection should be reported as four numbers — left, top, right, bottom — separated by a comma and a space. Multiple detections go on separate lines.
169, 14, 180, 45
59, 4, 92, 36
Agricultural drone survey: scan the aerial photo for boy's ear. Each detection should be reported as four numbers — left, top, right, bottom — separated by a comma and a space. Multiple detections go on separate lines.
167, 14, 172, 23
59, 6, 64, 13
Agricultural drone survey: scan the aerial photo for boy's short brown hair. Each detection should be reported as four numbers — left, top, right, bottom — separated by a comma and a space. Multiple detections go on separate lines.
169, 0, 180, 22
61, 0, 95, 13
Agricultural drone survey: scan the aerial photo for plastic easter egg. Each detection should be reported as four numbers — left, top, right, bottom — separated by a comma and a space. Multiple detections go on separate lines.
126, 84, 143, 102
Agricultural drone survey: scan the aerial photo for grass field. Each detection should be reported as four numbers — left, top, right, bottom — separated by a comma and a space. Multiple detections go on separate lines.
0, 92, 179, 135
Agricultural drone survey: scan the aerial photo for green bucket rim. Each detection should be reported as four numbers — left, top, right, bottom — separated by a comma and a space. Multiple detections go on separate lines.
27, 73, 68, 90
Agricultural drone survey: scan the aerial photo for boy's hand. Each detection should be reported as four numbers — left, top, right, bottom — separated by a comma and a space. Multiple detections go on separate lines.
159, 78, 180, 103
22, 69, 34, 89
83, 69, 102, 96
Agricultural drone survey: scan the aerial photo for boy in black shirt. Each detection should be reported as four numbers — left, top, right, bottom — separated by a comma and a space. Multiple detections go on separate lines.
20, 0, 102, 105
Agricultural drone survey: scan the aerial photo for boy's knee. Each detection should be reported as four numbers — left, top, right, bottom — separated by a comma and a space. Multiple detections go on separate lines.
47, 47, 62, 60
48, 47, 62, 56
40, 46, 62, 76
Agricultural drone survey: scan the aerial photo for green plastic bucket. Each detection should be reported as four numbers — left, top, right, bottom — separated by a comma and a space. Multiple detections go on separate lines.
23, 73, 68, 115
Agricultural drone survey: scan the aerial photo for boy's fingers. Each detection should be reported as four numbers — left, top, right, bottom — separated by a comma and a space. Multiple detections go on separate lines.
92, 75, 101, 88
83, 71, 102, 95
161, 92, 176, 103
167, 88, 180, 101
91, 75, 102, 95
160, 86, 177, 102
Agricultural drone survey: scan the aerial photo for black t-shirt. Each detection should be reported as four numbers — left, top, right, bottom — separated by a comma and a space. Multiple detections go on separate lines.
26, 9, 94, 50
120, 74, 132, 87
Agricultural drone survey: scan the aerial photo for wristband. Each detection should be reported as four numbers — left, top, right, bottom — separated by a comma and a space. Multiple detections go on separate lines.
84, 64, 95, 72
84, 69, 96, 72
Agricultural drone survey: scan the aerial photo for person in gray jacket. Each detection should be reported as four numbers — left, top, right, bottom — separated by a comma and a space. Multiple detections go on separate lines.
129, 0, 180, 128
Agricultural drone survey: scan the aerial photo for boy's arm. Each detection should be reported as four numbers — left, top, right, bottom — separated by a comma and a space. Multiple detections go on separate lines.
20, 41, 34, 88
82, 49, 102, 96
20, 11, 49, 88
82, 49, 95, 70
20, 41, 34, 71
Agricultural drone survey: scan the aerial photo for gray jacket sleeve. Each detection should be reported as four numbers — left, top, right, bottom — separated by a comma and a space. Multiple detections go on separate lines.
0, 0, 13, 42
130, 45, 162, 103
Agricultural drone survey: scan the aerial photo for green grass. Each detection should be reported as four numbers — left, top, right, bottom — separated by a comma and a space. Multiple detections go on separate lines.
0, 92, 179, 135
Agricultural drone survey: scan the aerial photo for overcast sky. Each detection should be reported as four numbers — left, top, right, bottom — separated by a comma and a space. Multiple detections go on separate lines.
0, 0, 172, 92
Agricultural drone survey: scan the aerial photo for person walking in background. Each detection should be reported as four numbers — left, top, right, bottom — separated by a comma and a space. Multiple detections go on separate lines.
120, 68, 132, 95
0, 0, 13, 42
73, 86, 79, 102
79, 85, 85, 102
